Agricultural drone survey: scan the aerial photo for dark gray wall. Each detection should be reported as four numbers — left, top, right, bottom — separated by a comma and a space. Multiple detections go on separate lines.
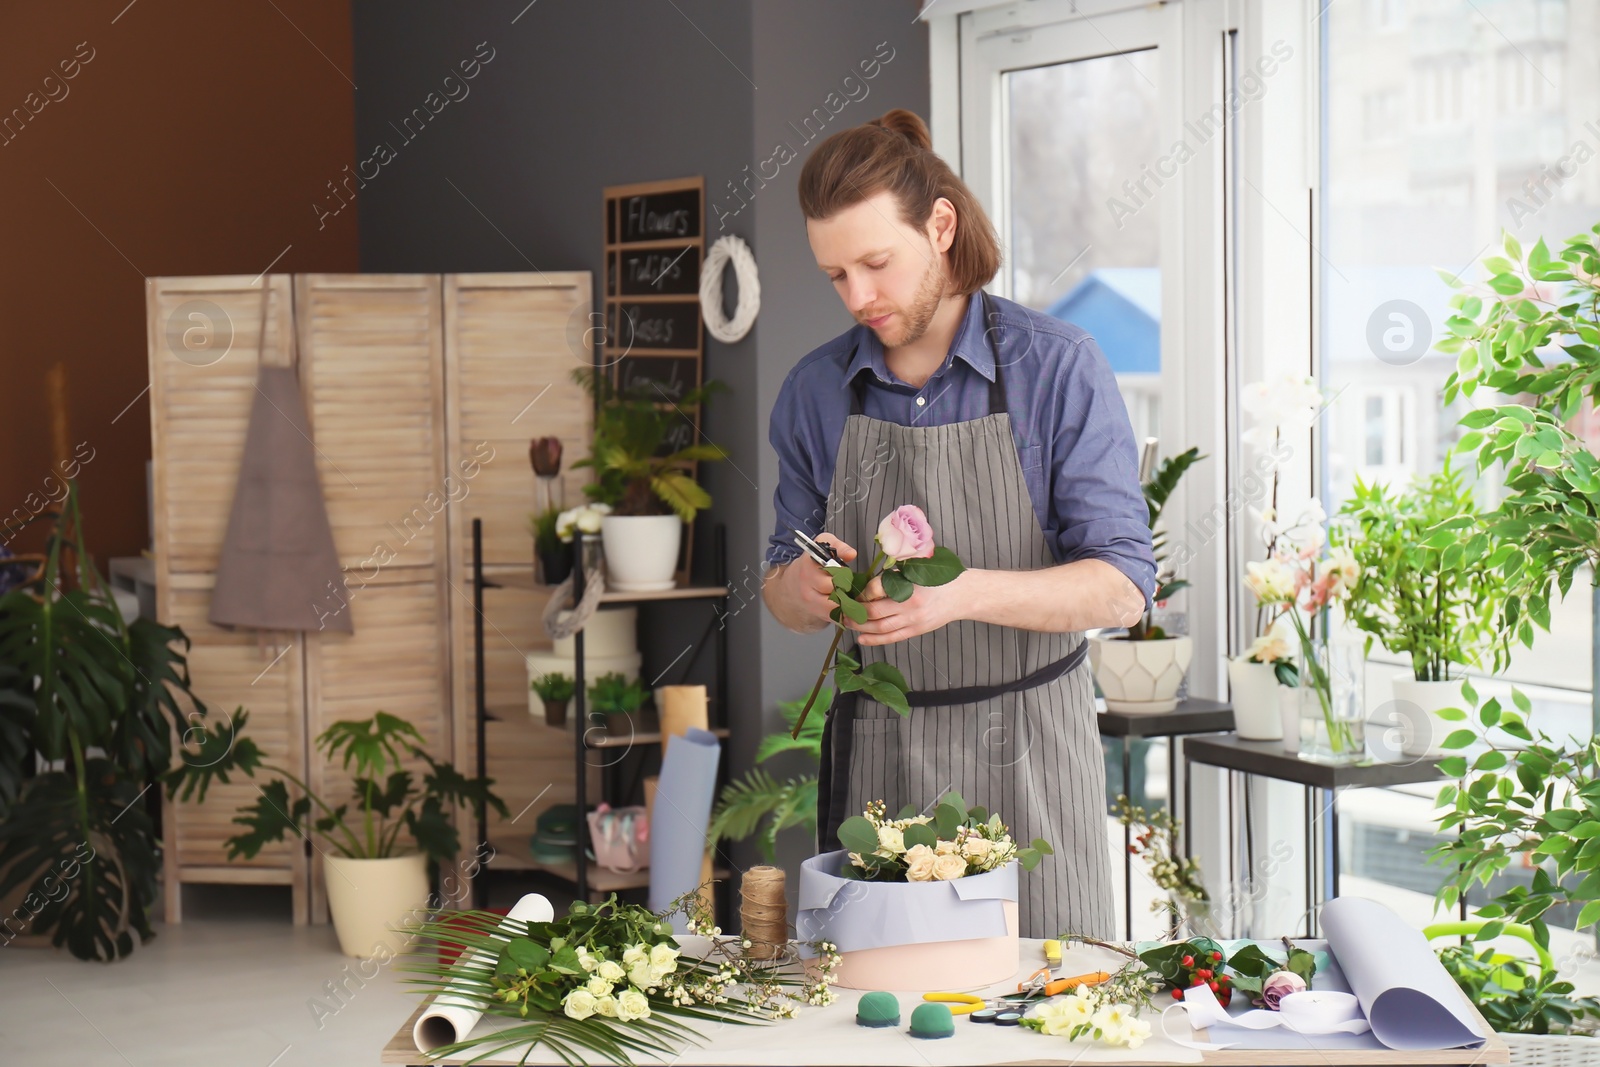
352, 0, 927, 906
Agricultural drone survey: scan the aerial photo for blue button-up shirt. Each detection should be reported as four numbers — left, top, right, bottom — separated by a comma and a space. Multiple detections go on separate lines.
766, 290, 1157, 609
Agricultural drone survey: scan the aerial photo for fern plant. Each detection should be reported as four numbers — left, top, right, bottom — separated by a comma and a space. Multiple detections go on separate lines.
1126, 446, 1205, 639
708, 688, 825, 862
570, 368, 727, 520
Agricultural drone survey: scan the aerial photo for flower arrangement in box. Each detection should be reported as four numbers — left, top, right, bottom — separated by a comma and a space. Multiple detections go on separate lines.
836, 797, 1051, 881
795, 792, 1048, 990
403, 887, 840, 1064
789, 504, 966, 739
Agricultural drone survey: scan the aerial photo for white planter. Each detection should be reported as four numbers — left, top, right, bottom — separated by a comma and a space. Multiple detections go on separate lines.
1387, 675, 1470, 758
600, 515, 682, 592
1227, 657, 1283, 741
1088, 634, 1193, 714
323, 852, 429, 958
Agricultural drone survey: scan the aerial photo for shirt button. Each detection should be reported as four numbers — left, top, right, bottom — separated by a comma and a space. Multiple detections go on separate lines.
915, 396, 926, 407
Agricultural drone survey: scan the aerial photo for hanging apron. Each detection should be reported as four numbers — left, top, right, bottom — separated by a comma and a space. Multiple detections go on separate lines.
813, 290, 1117, 941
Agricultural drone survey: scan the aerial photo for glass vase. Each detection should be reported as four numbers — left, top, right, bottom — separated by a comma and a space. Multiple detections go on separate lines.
1296, 639, 1366, 764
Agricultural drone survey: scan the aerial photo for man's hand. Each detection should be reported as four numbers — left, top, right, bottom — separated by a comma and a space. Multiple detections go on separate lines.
847, 571, 966, 646
761, 534, 858, 634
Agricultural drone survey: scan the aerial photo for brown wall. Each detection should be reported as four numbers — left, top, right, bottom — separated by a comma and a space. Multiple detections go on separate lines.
0, 1, 358, 565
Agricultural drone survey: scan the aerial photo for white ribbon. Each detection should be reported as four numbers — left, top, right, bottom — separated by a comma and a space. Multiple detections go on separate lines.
1161, 984, 1371, 1051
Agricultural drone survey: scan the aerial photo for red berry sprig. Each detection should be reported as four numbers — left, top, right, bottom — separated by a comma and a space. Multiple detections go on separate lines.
1172, 947, 1232, 1007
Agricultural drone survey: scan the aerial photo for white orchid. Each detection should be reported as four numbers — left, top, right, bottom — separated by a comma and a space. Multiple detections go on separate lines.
1243, 558, 1297, 605
1244, 627, 1293, 664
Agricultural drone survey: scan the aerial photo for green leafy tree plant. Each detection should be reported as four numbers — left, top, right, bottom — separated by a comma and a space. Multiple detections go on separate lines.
1333, 462, 1512, 680
1427, 680, 1600, 948
0, 483, 214, 961
1440, 224, 1600, 650
570, 369, 727, 521
708, 687, 825, 862
173, 710, 506, 864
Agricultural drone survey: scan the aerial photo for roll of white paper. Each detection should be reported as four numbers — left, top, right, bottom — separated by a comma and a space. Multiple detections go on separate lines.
412, 893, 554, 1053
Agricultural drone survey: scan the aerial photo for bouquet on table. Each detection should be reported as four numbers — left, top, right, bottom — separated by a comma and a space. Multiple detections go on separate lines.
403, 888, 839, 1064
789, 505, 966, 739
836, 795, 1052, 881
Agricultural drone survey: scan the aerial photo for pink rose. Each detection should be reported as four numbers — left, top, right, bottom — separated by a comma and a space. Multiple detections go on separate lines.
876, 505, 935, 562
1260, 970, 1307, 1010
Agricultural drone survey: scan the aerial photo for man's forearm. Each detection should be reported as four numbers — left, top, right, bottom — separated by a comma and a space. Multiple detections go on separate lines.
956, 558, 1147, 633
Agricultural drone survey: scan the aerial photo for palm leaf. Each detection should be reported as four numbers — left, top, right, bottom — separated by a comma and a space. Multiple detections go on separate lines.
1144, 446, 1205, 528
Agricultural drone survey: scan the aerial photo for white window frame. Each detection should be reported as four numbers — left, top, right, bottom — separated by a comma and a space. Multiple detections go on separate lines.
924, 0, 1323, 939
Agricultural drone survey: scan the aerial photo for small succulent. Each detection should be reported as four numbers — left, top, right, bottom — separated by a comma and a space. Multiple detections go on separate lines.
588, 672, 648, 716
530, 672, 574, 702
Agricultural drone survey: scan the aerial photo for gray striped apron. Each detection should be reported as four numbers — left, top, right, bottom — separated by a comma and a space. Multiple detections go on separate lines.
814, 290, 1117, 941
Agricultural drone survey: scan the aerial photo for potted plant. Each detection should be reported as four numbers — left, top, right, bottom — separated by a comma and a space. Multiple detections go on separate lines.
1425, 918, 1600, 1048
1331, 462, 1511, 757
586, 671, 652, 737
1440, 226, 1599, 659
1088, 446, 1204, 714
570, 368, 726, 592
529, 671, 575, 728
172, 709, 507, 958
709, 686, 826, 862
528, 506, 571, 586
0, 483, 219, 962
1427, 681, 1600, 1058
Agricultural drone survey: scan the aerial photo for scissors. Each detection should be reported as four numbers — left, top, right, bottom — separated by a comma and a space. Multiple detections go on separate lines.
921, 991, 1009, 1015
793, 529, 844, 569
1003, 967, 1113, 1003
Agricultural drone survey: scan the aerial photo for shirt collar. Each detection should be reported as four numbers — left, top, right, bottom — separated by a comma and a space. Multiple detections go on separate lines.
841, 291, 998, 390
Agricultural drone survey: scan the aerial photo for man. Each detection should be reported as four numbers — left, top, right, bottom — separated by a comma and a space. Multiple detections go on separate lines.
761, 109, 1157, 940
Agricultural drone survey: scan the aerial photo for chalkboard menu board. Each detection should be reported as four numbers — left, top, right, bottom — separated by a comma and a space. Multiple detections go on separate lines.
602, 176, 707, 582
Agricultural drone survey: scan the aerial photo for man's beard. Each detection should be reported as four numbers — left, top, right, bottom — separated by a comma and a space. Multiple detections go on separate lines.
872, 256, 946, 349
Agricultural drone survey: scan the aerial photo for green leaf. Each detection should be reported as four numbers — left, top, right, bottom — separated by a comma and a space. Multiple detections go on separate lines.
880, 569, 914, 603
1441, 729, 1476, 750
901, 822, 937, 850
896, 545, 966, 587
1577, 900, 1600, 931
837, 815, 880, 854
833, 592, 868, 625
859, 660, 909, 691
826, 566, 853, 593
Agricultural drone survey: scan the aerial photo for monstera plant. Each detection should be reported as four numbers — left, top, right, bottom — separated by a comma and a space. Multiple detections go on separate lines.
0, 482, 213, 961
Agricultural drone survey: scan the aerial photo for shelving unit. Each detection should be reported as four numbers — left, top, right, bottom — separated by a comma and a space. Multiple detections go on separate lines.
469, 518, 733, 918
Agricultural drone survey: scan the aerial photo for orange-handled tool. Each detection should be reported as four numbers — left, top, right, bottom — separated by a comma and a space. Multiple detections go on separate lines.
1012, 967, 1113, 1000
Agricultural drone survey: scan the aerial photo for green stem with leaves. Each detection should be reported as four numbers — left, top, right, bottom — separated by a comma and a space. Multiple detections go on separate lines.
789, 550, 887, 740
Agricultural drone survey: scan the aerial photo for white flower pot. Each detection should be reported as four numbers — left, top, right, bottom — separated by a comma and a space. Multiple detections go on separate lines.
323, 852, 429, 958
600, 515, 682, 592
1227, 657, 1283, 741
1386, 675, 1469, 758
1088, 634, 1193, 714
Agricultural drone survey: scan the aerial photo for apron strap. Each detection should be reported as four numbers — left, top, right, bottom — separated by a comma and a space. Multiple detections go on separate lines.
901, 637, 1086, 707
848, 291, 1006, 417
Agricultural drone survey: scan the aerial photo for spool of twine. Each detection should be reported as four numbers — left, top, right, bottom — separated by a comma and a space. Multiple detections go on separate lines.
740, 865, 788, 960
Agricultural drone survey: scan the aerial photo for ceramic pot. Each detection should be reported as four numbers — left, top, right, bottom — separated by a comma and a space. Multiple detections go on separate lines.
537, 545, 572, 586
1387, 676, 1468, 758
1088, 634, 1193, 714
323, 852, 429, 958
1226, 658, 1283, 740
600, 515, 681, 592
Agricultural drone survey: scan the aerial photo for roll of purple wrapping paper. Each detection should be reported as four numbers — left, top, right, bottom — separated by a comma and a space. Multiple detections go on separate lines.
647, 727, 721, 929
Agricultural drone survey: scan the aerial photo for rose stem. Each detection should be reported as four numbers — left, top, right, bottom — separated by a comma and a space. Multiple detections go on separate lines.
791, 625, 844, 739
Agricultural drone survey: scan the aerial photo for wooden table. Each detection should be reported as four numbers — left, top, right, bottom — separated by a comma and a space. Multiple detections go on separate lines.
381, 937, 1508, 1066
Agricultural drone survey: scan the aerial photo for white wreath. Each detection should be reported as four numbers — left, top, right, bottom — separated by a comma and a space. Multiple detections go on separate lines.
699, 235, 760, 343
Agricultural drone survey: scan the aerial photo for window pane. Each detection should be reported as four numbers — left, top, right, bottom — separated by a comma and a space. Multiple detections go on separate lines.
1005, 49, 1163, 444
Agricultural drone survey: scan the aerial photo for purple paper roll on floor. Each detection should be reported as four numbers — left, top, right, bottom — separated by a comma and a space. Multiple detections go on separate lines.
648, 726, 721, 928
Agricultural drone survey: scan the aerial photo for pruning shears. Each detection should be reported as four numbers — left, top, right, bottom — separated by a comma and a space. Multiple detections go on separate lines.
1003, 966, 1113, 1003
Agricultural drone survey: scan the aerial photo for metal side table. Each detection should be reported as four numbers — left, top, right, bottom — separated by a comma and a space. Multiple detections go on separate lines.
1097, 698, 1234, 941
1180, 733, 1458, 937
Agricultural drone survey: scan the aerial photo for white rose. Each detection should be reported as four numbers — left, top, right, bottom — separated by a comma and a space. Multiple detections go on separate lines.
615, 987, 652, 1021
933, 852, 968, 881
628, 962, 655, 989
649, 943, 679, 971
934, 837, 960, 855
961, 836, 994, 862
577, 949, 599, 973
586, 976, 613, 997
563, 989, 597, 1020
905, 848, 937, 882
622, 944, 648, 968
593, 994, 619, 1018
876, 826, 905, 854
597, 959, 626, 983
